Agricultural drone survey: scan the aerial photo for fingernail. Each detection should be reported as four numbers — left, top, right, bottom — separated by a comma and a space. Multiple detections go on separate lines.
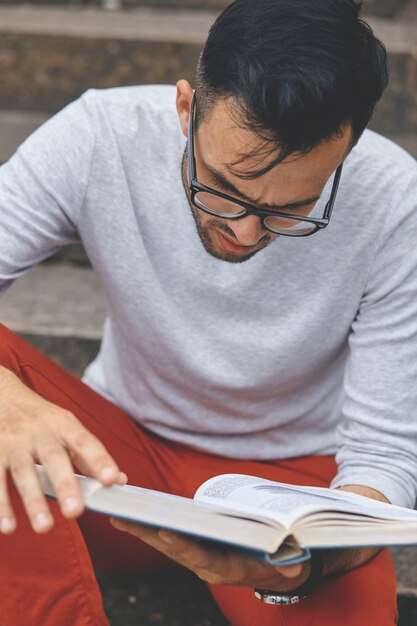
34, 512, 51, 531
110, 518, 125, 530
63, 496, 80, 515
100, 467, 116, 482
118, 472, 128, 485
0, 517, 14, 533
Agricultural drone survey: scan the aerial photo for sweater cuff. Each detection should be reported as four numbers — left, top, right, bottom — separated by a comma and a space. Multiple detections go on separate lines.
330, 468, 416, 509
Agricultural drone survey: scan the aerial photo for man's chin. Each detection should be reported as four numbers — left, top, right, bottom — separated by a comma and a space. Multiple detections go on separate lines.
205, 244, 260, 264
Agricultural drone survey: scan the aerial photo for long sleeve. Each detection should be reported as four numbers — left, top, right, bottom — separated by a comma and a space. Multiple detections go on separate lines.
0, 91, 97, 293
331, 172, 417, 507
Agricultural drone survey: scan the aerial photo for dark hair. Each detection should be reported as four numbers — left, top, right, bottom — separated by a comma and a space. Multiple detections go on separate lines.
196, 0, 388, 177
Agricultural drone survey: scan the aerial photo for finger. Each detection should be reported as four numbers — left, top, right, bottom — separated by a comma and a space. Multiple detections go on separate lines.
275, 563, 304, 578
0, 464, 16, 534
111, 520, 162, 544
158, 531, 215, 569
10, 456, 54, 533
110, 520, 290, 588
110, 517, 130, 532
113, 520, 247, 582
158, 531, 260, 585
110, 520, 190, 565
62, 418, 121, 484
157, 533, 299, 588
116, 472, 128, 485
37, 443, 84, 518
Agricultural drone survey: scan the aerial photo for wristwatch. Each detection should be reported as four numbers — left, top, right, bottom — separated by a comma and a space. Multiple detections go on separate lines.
254, 551, 323, 605
254, 589, 308, 605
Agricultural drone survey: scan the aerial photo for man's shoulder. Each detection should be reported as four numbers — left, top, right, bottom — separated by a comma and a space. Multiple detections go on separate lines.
351, 130, 417, 180
79, 84, 180, 141
83, 84, 177, 111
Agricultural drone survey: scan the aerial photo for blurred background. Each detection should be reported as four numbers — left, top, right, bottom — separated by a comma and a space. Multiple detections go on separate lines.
0, 2, 416, 624
0, 0, 416, 166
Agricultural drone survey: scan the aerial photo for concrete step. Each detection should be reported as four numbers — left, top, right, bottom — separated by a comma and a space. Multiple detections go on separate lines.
0, 264, 104, 374
0, 264, 106, 339
0, 5, 415, 139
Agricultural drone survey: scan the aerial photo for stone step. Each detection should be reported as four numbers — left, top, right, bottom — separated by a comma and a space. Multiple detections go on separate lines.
0, 5, 415, 138
0, 264, 104, 375
0, 264, 106, 339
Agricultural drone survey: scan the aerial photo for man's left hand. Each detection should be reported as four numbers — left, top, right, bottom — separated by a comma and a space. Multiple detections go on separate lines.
109, 484, 390, 590
110, 517, 310, 590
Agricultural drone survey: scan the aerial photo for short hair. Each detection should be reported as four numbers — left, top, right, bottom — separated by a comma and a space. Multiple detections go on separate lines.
195, 0, 388, 177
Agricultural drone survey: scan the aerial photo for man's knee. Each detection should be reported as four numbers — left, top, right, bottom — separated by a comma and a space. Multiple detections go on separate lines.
210, 550, 398, 626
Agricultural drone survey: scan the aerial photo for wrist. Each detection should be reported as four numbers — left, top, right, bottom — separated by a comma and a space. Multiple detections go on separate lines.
254, 552, 323, 604
336, 484, 390, 504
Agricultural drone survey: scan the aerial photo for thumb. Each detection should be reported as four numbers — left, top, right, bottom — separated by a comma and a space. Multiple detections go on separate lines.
274, 563, 304, 578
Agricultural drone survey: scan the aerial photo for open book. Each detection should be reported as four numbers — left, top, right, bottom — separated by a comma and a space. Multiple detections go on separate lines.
36, 466, 417, 566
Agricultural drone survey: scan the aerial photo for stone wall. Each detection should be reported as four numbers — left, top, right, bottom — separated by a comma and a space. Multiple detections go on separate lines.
0, 32, 201, 113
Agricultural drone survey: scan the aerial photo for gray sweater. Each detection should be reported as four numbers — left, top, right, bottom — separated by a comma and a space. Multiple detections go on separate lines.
1, 85, 416, 507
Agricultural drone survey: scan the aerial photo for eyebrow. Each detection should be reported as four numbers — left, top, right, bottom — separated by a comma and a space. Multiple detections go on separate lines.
204, 161, 321, 211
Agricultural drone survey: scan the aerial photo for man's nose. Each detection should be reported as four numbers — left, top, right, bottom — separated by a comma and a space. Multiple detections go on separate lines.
226, 215, 266, 246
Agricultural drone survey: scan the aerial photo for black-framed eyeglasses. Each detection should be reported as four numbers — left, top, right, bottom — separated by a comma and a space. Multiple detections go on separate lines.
187, 95, 343, 237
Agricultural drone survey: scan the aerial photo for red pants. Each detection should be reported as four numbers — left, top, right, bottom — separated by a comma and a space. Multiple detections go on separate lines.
0, 325, 398, 626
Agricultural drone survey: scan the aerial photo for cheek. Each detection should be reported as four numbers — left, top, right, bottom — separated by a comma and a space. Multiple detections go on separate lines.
193, 208, 214, 231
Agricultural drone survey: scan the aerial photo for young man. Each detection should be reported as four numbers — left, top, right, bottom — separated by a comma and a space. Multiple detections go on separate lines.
0, 0, 416, 624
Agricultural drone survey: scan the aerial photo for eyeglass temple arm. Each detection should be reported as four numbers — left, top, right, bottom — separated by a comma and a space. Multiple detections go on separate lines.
187, 95, 197, 185
324, 163, 344, 219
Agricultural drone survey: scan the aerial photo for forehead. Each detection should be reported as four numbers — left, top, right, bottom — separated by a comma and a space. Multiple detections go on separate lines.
196, 97, 352, 188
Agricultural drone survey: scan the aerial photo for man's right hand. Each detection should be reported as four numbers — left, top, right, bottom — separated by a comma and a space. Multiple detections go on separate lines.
0, 365, 126, 534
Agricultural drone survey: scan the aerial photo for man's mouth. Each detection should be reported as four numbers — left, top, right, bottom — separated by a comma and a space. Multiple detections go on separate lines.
214, 229, 261, 256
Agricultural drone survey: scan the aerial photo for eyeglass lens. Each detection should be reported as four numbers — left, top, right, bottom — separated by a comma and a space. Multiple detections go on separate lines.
194, 191, 318, 235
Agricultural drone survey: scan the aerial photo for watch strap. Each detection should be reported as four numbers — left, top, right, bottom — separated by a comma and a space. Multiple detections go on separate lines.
254, 551, 323, 604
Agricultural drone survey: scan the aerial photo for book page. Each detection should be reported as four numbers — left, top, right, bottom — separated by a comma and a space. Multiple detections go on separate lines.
194, 474, 417, 527
194, 474, 329, 526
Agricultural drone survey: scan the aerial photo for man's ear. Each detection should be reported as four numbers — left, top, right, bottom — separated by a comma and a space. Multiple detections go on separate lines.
176, 79, 194, 137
